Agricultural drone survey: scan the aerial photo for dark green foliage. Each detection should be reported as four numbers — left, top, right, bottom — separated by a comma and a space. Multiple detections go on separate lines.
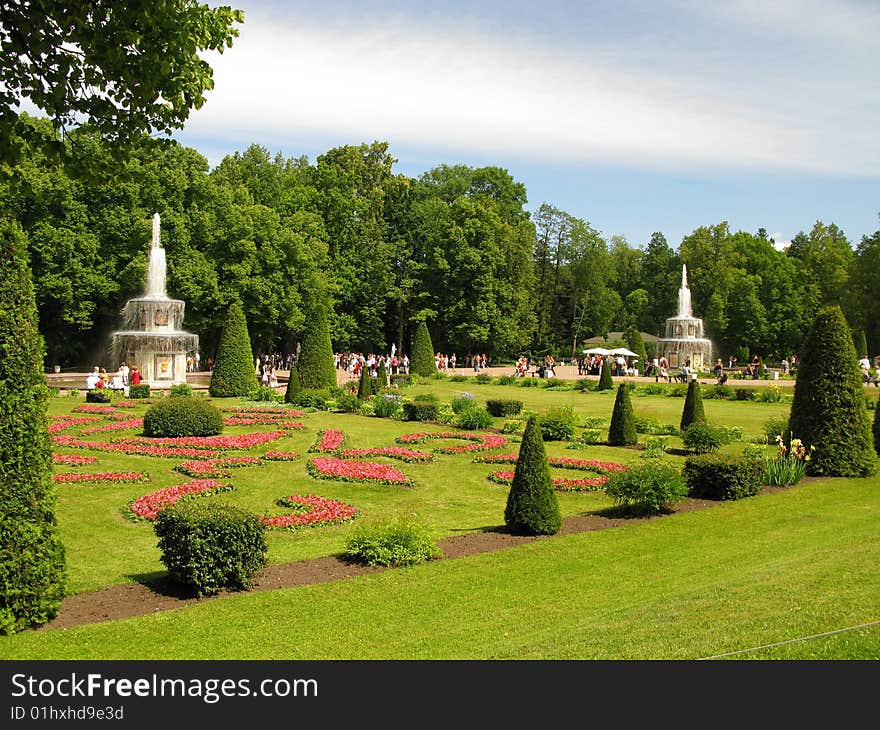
153, 501, 268, 597
411, 321, 436, 377
705, 384, 734, 400
143, 397, 223, 437
209, 300, 257, 398
344, 516, 440, 567
608, 384, 637, 446
624, 326, 647, 368
357, 365, 372, 400
873, 404, 880, 456
247, 386, 283, 403
284, 367, 302, 404
290, 389, 331, 410
390, 373, 413, 388
683, 454, 763, 500
681, 422, 722, 454
168, 383, 192, 397
597, 360, 614, 391
371, 393, 403, 418
451, 393, 476, 413
296, 287, 337, 390
788, 306, 877, 477
86, 390, 111, 403
486, 399, 523, 417
457, 406, 494, 430
377, 359, 389, 388
504, 415, 562, 535
680, 379, 706, 431
128, 383, 151, 399
0, 220, 65, 635
538, 405, 576, 441
402, 394, 439, 421
604, 461, 688, 513
854, 329, 868, 358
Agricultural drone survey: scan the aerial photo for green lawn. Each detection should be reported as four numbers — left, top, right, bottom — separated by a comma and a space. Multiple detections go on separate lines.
3, 378, 876, 659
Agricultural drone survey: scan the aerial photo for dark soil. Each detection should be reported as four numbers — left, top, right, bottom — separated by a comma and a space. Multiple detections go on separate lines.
38, 488, 800, 631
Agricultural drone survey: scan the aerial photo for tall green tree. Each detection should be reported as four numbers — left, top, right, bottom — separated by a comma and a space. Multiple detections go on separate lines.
504, 415, 561, 535
0, 220, 66, 634
411, 321, 436, 377
295, 281, 337, 390
850, 222, 880, 355
209, 299, 257, 397
608, 384, 637, 446
787, 306, 876, 477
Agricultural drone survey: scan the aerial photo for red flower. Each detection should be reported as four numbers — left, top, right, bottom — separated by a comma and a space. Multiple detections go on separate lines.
260, 494, 357, 529
308, 456, 411, 485
127, 479, 231, 521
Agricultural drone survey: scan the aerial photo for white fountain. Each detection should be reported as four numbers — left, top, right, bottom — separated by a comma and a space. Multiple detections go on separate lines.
657, 265, 714, 370
111, 213, 199, 386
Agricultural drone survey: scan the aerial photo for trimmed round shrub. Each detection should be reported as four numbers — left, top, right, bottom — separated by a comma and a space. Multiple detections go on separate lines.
604, 461, 688, 513
457, 406, 494, 430
411, 321, 436, 377
788, 306, 877, 477
683, 454, 763, 500
128, 383, 151, 399
209, 300, 258, 397
344, 516, 440, 567
608, 383, 637, 446
154, 501, 268, 596
504, 415, 562, 535
680, 379, 705, 431
291, 389, 331, 410
0, 220, 66, 635
143, 396, 223, 437
597, 360, 614, 391
486, 399, 523, 417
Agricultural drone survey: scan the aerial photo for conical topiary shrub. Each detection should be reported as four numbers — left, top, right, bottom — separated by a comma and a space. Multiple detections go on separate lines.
297, 285, 337, 390
284, 366, 301, 404
873, 403, 880, 457
608, 383, 638, 446
0, 220, 66, 635
680, 378, 706, 431
504, 415, 562, 535
788, 306, 877, 477
357, 363, 372, 400
597, 358, 614, 391
377, 358, 389, 388
209, 300, 258, 397
411, 321, 436, 377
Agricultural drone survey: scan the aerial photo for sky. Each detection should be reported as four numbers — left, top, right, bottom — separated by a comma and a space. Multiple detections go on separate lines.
172, 0, 880, 249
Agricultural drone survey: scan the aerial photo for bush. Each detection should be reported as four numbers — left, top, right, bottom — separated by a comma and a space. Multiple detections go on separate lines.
344, 515, 440, 567
411, 322, 436, 377
169, 383, 192, 397
705, 384, 734, 400
762, 417, 789, 442
291, 389, 331, 410
390, 373, 413, 388
372, 393, 403, 419
297, 284, 337, 390
451, 392, 476, 413
143, 396, 223, 437
403, 394, 440, 422
457, 406, 494, 430
604, 461, 688, 513
608, 383, 637, 446
734, 388, 754, 401
788, 305, 877, 477
247, 385, 283, 403
128, 383, 151, 399
356, 364, 372, 401
538, 405, 576, 441
873, 404, 880, 456
641, 437, 669, 459
502, 420, 525, 435
497, 375, 517, 386
153, 501, 267, 596
334, 392, 363, 413
681, 422, 722, 454
597, 361, 614, 391
504, 416, 562, 535
574, 378, 595, 392
284, 367, 302, 404
486, 399, 523, 417
633, 413, 661, 434
474, 373, 493, 384
680, 379, 705, 431
758, 384, 783, 403
209, 301, 258, 397
638, 383, 668, 396
683, 454, 763, 500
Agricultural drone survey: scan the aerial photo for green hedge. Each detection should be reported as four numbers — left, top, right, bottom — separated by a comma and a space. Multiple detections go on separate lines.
486, 399, 523, 417
154, 501, 267, 596
608, 384, 637, 446
128, 383, 151, 399
85, 389, 111, 403
683, 454, 763, 500
403, 400, 439, 421
143, 396, 223, 437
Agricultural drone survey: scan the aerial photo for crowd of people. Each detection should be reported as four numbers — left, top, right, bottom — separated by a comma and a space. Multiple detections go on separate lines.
84, 362, 141, 392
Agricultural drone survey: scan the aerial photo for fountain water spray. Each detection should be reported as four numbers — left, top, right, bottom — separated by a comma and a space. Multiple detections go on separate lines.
657, 265, 714, 370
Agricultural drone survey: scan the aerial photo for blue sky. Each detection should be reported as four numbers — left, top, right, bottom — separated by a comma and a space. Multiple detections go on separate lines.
173, 0, 880, 248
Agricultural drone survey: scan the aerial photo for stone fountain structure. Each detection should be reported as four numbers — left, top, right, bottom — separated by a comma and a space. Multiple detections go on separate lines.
111, 213, 198, 386
657, 264, 713, 370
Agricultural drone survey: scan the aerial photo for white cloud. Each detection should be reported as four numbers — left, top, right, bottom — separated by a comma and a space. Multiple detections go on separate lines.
771, 233, 791, 251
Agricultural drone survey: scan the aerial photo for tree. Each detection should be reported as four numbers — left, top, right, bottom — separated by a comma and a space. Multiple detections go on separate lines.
787, 306, 877, 477
597, 358, 614, 391
624, 326, 647, 371
608, 384, 637, 446
357, 363, 372, 400
209, 300, 257, 397
0, 1, 244, 168
680, 379, 706, 432
295, 284, 336, 390
377, 358, 389, 388
0, 219, 66, 634
411, 321, 436, 377
284, 366, 301, 404
504, 416, 561, 535
854, 330, 868, 358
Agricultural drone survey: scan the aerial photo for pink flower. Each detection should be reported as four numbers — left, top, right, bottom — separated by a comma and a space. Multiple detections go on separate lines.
53, 471, 148, 484
308, 456, 411, 485
397, 431, 508, 453
81, 418, 143, 434
127, 479, 231, 521
115, 430, 288, 450
48, 417, 100, 433
174, 456, 260, 478
338, 447, 433, 462
310, 429, 345, 452
262, 451, 301, 461
52, 434, 220, 459
73, 405, 117, 414
53, 453, 97, 465
260, 494, 358, 529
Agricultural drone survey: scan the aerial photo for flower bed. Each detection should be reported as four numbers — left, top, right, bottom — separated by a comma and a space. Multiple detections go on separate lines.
308, 456, 412, 486
262, 451, 301, 461
487, 470, 609, 492
73, 405, 117, 414
53, 471, 149, 484
310, 429, 345, 452
337, 447, 433, 462
81, 418, 144, 434
260, 494, 358, 530
52, 434, 220, 459
397, 431, 508, 453
113, 430, 288, 450
222, 407, 305, 417
222, 416, 304, 429
53, 453, 97, 466
126, 479, 232, 521
48, 417, 100, 433
174, 456, 261, 478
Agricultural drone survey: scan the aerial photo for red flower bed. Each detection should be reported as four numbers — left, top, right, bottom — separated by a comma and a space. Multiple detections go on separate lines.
338, 447, 433, 462
81, 418, 144, 434
262, 451, 301, 461
222, 407, 305, 417
397, 431, 508, 453
487, 470, 609, 492
53, 471, 148, 484
223, 416, 305, 429
127, 479, 232, 521
310, 429, 345, 452
53, 454, 97, 465
174, 456, 261, 478
260, 494, 358, 529
114, 430, 288, 450
47, 417, 100, 433
308, 456, 411, 485
52, 435, 220, 459
73, 405, 117, 414
474, 453, 628, 474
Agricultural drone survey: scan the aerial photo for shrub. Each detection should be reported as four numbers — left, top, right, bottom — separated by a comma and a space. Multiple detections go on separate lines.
633, 413, 661, 434
788, 306, 877, 477
504, 416, 562, 535
734, 388, 754, 401
390, 373, 413, 388
574, 378, 595, 392
451, 392, 476, 413
127, 383, 151, 399
291, 389, 331, 410
641, 437, 669, 459
356, 364, 372, 400
608, 383, 637, 446
284, 367, 302, 404
497, 375, 517, 386
334, 392, 363, 413
411, 322, 436, 377
457, 406, 494, 430
474, 373, 492, 384
581, 416, 605, 429
376, 359, 389, 388
297, 284, 337, 390
486, 399, 523, 417
683, 454, 763, 500
758, 384, 783, 402
247, 385, 283, 403
873, 403, 880, 456
638, 383, 668, 396
153, 501, 267, 596
502, 420, 525, 434
538, 405, 576, 441
604, 461, 688, 513
681, 422, 722, 454
0, 220, 66, 635
344, 515, 440, 567
143, 396, 223, 437
209, 300, 258, 397
762, 417, 789, 442
169, 383, 192, 398
574, 429, 602, 445
680, 379, 705, 431
403, 394, 439, 421
705, 384, 734, 400
597, 361, 614, 391
372, 393, 403, 419
86, 389, 111, 403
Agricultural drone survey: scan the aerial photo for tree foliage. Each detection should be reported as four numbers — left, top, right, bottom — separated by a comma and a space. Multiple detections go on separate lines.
295, 282, 336, 390
504, 415, 561, 535
209, 299, 257, 397
0, 219, 66, 634
411, 321, 436, 377
608, 384, 637, 446
680, 379, 706, 432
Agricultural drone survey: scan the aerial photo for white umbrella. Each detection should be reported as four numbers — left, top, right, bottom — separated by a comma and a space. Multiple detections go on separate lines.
610, 348, 638, 357
583, 347, 611, 355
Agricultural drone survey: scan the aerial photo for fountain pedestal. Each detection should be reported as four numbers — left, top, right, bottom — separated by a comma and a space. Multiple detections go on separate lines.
657, 265, 713, 369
